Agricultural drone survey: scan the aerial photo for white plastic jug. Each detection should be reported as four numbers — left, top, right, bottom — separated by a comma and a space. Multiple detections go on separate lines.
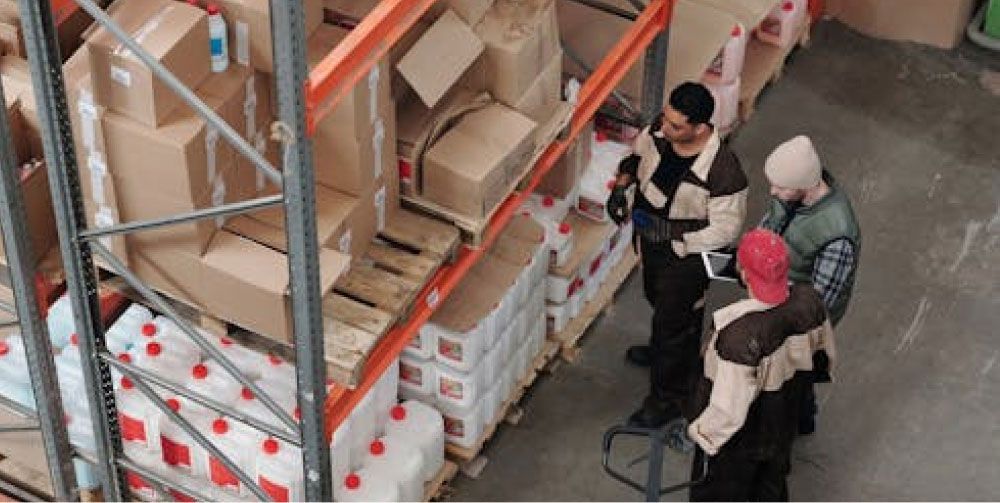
405, 324, 436, 360
335, 469, 401, 502
330, 416, 353, 481
385, 401, 445, 482
756, 0, 806, 48
435, 360, 484, 414
104, 303, 153, 355
0, 335, 34, 409
399, 353, 436, 404
65, 412, 100, 489
550, 221, 574, 269
704, 24, 749, 84
578, 173, 617, 223
158, 397, 208, 477
499, 313, 518, 365
125, 470, 158, 501
482, 341, 502, 388
483, 382, 502, 426
203, 417, 263, 496
45, 294, 75, 349
144, 317, 203, 364
259, 352, 298, 388
183, 361, 242, 416
134, 340, 200, 380
547, 273, 580, 304
232, 379, 296, 429
546, 301, 569, 336
704, 77, 741, 132
117, 376, 160, 453
432, 320, 486, 372
208, 335, 262, 380
364, 437, 425, 502
348, 389, 378, 467
256, 437, 304, 502
441, 397, 484, 449
55, 339, 89, 414
373, 358, 400, 436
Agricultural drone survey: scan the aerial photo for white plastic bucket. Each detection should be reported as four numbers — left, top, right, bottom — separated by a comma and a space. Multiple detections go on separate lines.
384, 401, 445, 482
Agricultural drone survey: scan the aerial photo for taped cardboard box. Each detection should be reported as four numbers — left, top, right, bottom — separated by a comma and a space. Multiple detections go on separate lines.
0, 1, 23, 57
3, 95, 28, 165
512, 49, 563, 125
396, 9, 485, 108
129, 228, 350, 343
313, 100, 397, 196
307, 24, 392, 141
825, 0, 976, 49
538, 121, 592, 200
551, 212, 613, 280
476, 0, 561, 107
423, 103, 536, 219
211, 0, 323, 73
86, 0, 211, 127
0, 164, 58, 267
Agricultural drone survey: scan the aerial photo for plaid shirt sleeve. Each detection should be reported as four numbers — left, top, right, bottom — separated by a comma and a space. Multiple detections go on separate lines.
812, 238, 856, 310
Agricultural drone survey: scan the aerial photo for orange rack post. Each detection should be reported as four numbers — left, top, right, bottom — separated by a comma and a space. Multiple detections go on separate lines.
48, 0, 79, 27
322, 0, 675, 436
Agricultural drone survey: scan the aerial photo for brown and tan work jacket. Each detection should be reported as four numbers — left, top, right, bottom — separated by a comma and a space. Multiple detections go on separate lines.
687, 284, 836, 457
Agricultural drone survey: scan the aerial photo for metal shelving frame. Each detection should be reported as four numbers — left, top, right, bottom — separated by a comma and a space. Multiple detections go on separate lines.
7, 0, 674, 500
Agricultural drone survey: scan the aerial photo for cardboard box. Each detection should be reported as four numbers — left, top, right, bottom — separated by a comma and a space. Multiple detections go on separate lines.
0, 165, 58, 266
129, 228, 350, 342
446, 0, 493, 25
313, 101, 397, 196
538, 121, 592, 199
512, 50, 563, 124
825, 0, 977, 49
4, 96, 27, 165
86, 0, 211, 127
423, 104, 536, 218
476, 0, 561, 107
551, 212, 613, 279
396, 9, 485, 108
307, 24, 392, 140
0, 1, 23, 57
216, 0, 323, 73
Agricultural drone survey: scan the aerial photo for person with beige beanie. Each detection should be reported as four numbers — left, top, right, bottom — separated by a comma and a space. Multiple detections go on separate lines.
760, 134, 860, 435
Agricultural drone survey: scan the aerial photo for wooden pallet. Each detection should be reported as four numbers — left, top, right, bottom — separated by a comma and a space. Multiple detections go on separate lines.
552, 249, 639, 363
402, 101, 575, 245
106, 208, 460, 388
445, 339, 560, 474
738, 20, 811, 123
423, 460, 460, 502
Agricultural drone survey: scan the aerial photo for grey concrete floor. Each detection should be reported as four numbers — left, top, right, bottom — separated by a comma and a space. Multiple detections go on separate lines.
451, 20, 1000, 501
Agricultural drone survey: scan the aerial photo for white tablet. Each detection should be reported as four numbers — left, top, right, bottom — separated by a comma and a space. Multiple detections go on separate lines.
701, 251, 738, 283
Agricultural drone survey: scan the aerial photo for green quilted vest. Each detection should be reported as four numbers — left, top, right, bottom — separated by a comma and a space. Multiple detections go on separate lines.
762, 182, 860, 324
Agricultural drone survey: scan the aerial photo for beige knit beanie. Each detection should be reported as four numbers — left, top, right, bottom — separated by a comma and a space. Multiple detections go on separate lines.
764, 135, 822, 189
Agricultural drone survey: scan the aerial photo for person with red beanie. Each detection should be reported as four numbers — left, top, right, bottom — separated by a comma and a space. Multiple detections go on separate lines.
686, 229, 835, 501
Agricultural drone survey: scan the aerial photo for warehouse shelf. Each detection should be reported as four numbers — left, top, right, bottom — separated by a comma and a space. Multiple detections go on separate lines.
322, 0, 675, 433
7, 0, 676, 500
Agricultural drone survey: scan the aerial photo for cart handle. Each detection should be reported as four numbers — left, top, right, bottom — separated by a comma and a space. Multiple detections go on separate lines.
601, 425, 710, 501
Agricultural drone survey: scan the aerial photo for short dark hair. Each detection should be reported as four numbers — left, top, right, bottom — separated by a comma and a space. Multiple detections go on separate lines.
668, 82, 715, 125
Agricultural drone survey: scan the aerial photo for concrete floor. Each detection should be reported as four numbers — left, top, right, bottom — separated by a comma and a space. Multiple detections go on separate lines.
451, 20, 1000, 501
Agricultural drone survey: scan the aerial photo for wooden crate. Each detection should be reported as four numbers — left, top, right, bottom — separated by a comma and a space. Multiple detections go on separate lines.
402, 102, 574, 245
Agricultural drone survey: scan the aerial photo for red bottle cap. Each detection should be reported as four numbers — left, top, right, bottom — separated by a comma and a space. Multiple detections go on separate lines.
267, 353, 282, 366
345, 474, 361, 490
263, 438, 279, 455
391, 405, 407, 421
145, 342, 162, 356
0, 342, 8, 356
70, 333, 79, 346
542, 195, 555, 207
120, 377, 134, 390
606, 179, 617, 190
293, 407, 302, 422
206, 3, 221, 15
118, 353, 132, 364
212, 418, 228, 434
732, 25, 742, 37
782, 1, 794, 11
241, 387, 254, 400
166, 398, 181, 412
559, 223, 571, 235
398, 160, 413, 178
220, 337, 233, 346
369, 440, 385, 456
595, 131, 608, 142
141, 323, 157, 338
192, 364, 209, 379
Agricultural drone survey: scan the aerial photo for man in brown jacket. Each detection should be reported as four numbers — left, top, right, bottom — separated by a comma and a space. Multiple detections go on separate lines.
607, 82, 748, 428
686, 229, 835, 501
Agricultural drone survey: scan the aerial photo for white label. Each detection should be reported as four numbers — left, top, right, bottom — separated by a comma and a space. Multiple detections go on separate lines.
110, 66, 132, 87
236, 22, 250, 66
367, 67, 379, 123
87, 155, 107, 207
372, 120, 385, 179
374, 186, 386, 231
244, 79, 257, 139
212, 179, 227, 228
95, 206, 116, 250
255, 133, 267, 191
338, 230, 352, 255
205, 128, 220, 181
427, 288, 440, 308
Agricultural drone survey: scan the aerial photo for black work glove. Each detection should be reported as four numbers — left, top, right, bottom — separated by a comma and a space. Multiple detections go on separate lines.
607, 185, 629, 226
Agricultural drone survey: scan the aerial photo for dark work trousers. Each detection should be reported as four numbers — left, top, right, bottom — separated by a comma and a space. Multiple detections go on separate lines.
640, 244, 709, 415
689, 447, 791, 502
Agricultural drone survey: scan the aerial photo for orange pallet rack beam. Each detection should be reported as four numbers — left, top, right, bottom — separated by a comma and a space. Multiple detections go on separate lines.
48, 0, 79, 27
319, 0, 675, 436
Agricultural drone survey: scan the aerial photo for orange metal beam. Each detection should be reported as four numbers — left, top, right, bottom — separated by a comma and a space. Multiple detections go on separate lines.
305, 0, 438, 135
49, 0, 79, 26
324, 0, 674, 436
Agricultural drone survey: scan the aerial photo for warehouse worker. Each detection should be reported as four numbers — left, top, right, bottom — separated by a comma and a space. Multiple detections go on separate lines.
760, 135, 860, 434
687, 229, 835, 501
606, 82, 748, 428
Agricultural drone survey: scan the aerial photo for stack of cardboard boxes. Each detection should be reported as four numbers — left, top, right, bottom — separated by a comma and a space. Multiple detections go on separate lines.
326, 0, 566, 221
67, 0, 401, 342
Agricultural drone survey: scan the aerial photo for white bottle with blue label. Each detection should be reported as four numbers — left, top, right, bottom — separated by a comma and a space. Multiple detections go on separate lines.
207, 4, 229, 73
